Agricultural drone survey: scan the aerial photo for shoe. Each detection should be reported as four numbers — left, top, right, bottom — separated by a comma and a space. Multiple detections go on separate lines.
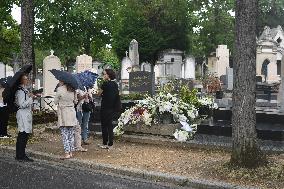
15, 156, 34, 162
99, 145, 109, 149
107, 146, 114, 150
82, 141, 90, 145
75, 147, 88, 152
60, 154, 71, 160
0, 135, 11, 139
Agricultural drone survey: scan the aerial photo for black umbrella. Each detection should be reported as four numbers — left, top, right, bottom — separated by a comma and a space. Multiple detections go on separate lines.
49, 69, 79, 90
0, 76, 12, 88
8, 64, 33, 88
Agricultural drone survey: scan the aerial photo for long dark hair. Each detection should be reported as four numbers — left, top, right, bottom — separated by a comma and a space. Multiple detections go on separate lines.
105, 69, 116, 80
65, 83, 75, 92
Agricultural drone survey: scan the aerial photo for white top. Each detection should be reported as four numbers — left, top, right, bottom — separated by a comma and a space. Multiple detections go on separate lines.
0, 87, 6, 107
15, 85, 33, 133
76, 89, 92, 112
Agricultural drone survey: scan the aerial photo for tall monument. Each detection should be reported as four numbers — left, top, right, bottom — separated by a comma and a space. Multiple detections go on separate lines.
129, 39, 140, 71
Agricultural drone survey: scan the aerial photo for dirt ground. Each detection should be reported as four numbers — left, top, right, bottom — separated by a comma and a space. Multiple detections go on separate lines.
1, 125, 284, 189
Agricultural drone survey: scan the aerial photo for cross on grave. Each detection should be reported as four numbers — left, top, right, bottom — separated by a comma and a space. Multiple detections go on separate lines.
50, 50, 54, 56
125, 51, 128, 57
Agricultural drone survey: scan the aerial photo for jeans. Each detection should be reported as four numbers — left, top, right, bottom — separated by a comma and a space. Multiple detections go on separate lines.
76, 111, 91, 142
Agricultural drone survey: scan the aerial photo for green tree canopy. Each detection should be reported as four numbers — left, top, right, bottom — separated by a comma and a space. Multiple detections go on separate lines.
0, 0, 20, 63
34, 0, 113, 66
112, 0, 189, 65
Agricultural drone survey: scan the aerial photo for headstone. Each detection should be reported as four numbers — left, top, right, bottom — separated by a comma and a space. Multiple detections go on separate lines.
141, 62, 151, 72
0, 62, 5, 78
121, 57, 132, 80
129, 71, 154, 94
216, 45, 230, 77
76, 54, 92, 73
35, 79, 41, 90
129, 39, 139, 67
279, 56, 284, 111
226, 67, 233, 90
43, 51, 61, 109
267, 62, 279, 82
256, 75, 263, 82
184, 56, 195, 79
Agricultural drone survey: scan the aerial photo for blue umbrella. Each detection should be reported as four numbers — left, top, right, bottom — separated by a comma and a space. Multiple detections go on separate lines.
74, 70, 98, 89
49, 69, 80, 90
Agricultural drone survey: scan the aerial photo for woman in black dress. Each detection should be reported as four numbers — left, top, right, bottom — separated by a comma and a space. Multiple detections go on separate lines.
99, 69, 119, 149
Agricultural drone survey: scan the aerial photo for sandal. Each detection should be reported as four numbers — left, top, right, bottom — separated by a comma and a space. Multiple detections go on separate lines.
60, 154, 71, 160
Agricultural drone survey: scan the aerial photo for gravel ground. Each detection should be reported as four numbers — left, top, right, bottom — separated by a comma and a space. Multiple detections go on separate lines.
1, 126, 284, 189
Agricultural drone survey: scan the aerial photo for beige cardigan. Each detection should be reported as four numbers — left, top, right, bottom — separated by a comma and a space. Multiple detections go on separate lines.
54, 85, 78, 127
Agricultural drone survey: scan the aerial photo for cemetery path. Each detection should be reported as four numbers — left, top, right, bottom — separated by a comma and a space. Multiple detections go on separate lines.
0, 126, 284, 189
0, 153, 185, 189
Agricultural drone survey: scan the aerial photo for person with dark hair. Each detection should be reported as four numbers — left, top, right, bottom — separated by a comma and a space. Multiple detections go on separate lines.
54, 81, 78, 159
0, 83, 11, 138
15, 74, 35, 162
98, 69, 119, 149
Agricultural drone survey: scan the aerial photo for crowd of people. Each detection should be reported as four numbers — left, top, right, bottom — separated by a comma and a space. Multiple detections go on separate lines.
0, 68, 120, 162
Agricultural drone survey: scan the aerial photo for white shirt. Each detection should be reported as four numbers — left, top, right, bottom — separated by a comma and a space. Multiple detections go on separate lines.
0, 87, 6, 107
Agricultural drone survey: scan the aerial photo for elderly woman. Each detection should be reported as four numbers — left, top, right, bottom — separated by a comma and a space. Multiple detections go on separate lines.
54, 81, 78, 159
15, 74, 35, 162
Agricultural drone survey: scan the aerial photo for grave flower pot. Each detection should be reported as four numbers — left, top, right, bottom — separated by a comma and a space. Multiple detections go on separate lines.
215, 91, 223, 99
161, 112, 174, 124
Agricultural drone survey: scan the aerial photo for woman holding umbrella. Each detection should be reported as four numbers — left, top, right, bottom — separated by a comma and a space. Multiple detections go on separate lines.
50, 69, 85, 159
15, 74, 35, 162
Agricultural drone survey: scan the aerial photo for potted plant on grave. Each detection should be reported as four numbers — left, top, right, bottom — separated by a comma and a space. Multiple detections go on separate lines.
202, 74, 223, 99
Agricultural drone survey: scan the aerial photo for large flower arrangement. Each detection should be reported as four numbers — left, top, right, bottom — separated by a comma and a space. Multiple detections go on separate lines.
114, 91, 217, 142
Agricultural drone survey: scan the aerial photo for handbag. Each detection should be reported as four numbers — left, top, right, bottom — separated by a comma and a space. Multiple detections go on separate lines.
82, 101, 93, 112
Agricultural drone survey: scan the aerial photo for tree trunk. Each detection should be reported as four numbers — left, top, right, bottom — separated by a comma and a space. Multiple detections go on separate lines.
231, 0, 266, 168
21, 0, 35, 76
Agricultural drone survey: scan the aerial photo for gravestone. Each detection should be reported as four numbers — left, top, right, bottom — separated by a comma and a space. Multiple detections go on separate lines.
129, 71, 154, 94
226, 67, 233, 90
256, 75, 263, 83
76, 54, 92, 73
0, 62, 5, 78
184, 56, 195, 79
43, 50, 61, 109
129, 39, 139, 68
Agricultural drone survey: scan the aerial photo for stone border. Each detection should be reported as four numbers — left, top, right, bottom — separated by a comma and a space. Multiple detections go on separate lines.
0, 146, 256, 189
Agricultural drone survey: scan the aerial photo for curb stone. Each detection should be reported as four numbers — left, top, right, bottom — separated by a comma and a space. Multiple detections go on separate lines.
0, 146, 256, 189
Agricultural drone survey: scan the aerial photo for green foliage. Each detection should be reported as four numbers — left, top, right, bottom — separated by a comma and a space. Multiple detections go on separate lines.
112, 0, 189, 64
257, 0, 284, 35
96, 48, 120, 70
34, 0, 113, 65
0, 0, 20, 63
120, 93, 148, 101
180, 86, 201, 108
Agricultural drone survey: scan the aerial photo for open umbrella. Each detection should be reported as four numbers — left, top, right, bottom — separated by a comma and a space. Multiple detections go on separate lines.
49, 69, 80, 90
0, 76, 12, 88
8, 64, 33, 88
74, 70, 98, 89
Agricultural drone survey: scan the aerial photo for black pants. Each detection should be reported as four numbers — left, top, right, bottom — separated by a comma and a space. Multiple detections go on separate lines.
16, 132, 30, 159
101, 110, 114, 146
0, 106, 9, 136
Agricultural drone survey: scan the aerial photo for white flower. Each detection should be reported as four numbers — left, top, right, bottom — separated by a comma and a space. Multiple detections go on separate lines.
113, 126, 124, 136
173, 129, 189, 142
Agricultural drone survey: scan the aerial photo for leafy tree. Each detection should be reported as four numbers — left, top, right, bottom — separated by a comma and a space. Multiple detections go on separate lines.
34, 0, 113, 66
0, 0, 20, 63
231, 0, 267, 168
96, 47, 120, 70
257, 0, 284, 35
112, 0, 189, 65
188, 0, 235, 57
